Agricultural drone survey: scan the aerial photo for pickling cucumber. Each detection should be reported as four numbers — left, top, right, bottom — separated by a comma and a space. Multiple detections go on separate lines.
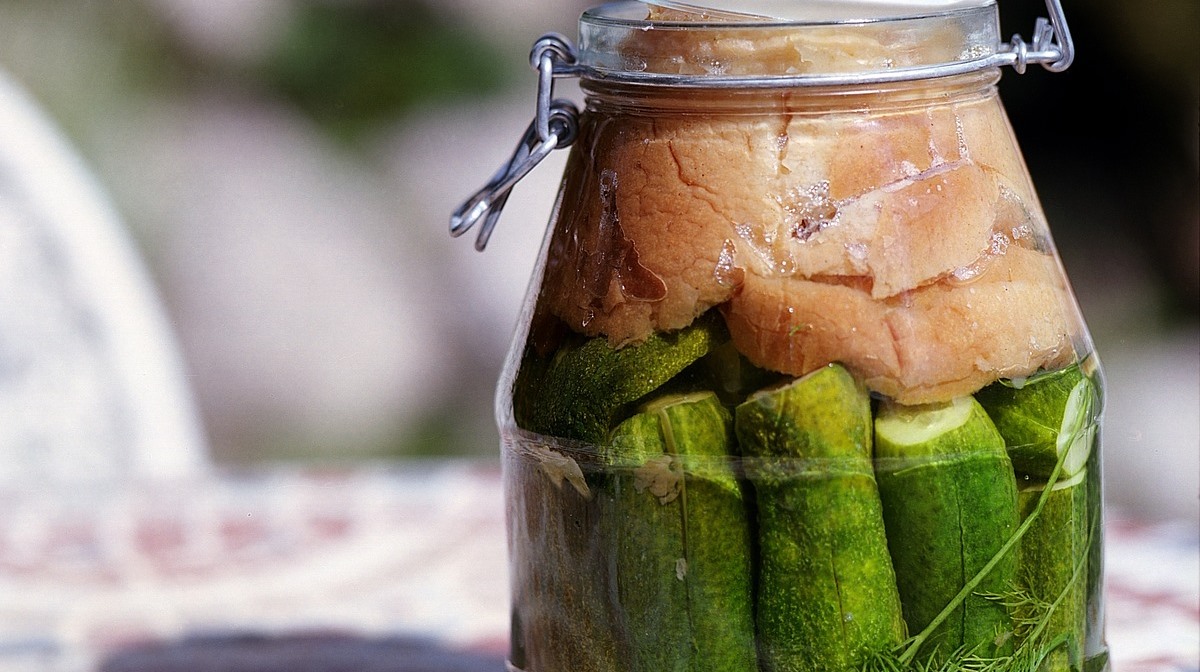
874, 396, 1020, 661
975, 365, 1098, 478
605, 391, 756, 672
519, 315, 724, 444
1019, 470, 1089, 670
736, 364, 906, 671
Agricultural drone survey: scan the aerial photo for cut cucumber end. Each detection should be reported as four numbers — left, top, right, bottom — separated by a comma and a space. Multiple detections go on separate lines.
976, 363, 1099, 480
744, 363, 837, 405
641, 391, 719, 415
1056, 378, 1097, 477
875, 397, 975, 450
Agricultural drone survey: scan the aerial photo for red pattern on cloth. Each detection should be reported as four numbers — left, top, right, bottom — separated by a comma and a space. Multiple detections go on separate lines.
0, 462, 1195, 671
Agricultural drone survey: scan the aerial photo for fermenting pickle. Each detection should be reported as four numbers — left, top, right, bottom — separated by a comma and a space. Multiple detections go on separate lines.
481, 2, 1108, 671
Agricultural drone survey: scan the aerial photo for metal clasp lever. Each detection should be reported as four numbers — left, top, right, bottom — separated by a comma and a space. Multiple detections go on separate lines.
449, 100, 577, 251
450, 34, 581, 251
1003, 0, 1074, 74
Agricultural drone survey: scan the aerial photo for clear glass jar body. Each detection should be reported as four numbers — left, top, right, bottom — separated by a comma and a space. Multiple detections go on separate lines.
497, 49, 1107, 672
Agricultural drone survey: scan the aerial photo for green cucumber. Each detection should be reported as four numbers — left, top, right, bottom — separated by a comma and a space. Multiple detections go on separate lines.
1018, 470, 1089, 670
519, 316, 724, 444
605, 392, 756, 672
874, 396, 1020, 661
975, 365, 1098, 478
1084, 426, 1106, 662
505, 439, 619, 672
697, 341, 787, 406
736, 364, 906, 671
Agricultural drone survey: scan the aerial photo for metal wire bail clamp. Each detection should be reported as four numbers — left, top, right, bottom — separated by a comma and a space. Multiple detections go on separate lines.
449, 34, 580, 251
1002, 0, 1074, 74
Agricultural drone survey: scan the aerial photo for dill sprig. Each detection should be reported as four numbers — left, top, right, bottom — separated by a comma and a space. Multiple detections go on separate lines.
861, 581, 1084, 672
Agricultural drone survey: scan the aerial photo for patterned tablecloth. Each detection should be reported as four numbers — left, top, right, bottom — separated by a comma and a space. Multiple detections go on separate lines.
1, 461, 1195, 672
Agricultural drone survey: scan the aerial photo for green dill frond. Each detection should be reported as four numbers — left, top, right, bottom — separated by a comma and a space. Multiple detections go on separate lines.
860, 582, 1080, 672
981, 586, 1052, 643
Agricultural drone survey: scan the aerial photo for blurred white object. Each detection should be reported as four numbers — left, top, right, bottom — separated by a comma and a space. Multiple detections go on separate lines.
142, 93, 454, 456
0, 69, 206, 482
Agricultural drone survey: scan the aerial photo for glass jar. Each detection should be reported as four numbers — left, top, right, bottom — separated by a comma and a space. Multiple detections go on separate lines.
456, 2, 1107, 670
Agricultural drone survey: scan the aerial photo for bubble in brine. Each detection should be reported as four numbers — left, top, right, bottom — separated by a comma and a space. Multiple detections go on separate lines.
714, 239, 744, 288
780, 181, 838, 242
989, 230, 1011, 256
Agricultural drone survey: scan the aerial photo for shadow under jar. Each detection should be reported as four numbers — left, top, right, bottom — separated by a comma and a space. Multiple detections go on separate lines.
464, 1, 1109, 670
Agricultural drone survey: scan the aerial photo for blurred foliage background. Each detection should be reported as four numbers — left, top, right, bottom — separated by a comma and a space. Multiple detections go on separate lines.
0, 0, 1194, 518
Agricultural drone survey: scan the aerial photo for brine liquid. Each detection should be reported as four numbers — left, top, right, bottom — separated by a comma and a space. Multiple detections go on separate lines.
500, 406, 1107, 672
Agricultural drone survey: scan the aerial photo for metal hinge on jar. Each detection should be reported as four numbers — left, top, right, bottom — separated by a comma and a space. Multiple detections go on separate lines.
449, 35, 580, 251
451, 0, 1073, 251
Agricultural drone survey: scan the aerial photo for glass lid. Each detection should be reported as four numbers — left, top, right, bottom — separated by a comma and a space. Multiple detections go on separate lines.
577, 0, 1002, 80
638, 0, 994, 22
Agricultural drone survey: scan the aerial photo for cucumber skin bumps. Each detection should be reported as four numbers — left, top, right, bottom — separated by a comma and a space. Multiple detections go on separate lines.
874, 396, 1020, 661
510, 303, 1098, 669
605, 392, 757, 672
975, 365, 1098, 479
737, 364, 906, 672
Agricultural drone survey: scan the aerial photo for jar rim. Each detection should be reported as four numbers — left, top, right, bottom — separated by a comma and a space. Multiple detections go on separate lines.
575, 0, 1006, 86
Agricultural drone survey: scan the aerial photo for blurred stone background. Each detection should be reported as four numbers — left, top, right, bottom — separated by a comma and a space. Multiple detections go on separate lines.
0, 0, 1194, 520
